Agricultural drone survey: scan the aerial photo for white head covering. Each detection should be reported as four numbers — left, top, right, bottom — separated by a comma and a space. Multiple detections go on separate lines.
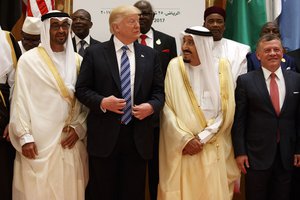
40, 10, 76, 92
0, 26, 14, 78
180, 26, 220, 117
22, 17, 42, 35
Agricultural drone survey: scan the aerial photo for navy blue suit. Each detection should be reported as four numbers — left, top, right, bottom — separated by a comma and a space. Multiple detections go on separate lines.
232, 68, 300, 200
75, 36, 164, 200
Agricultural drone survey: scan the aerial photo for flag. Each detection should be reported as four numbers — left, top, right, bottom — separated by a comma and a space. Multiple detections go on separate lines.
23, 0, 55, 17
224, 0, 267, 51
278, 0, 300, 51
0, 0, 22, 31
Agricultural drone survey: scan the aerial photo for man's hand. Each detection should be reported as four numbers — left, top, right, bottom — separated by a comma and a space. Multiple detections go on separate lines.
132, 103, 154, 120
22, 142, 38, 159
236, 155, 250, 174
61, 126, 79, 149
2, 124, 10, 142
294, 154, 300, 167
101, 95, 126, 114
182, 137, 203, 155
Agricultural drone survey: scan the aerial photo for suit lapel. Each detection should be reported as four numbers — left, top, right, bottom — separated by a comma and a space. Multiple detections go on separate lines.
152, 28, 161, 51
134, 42, 145, 97
104, 36, 121, 92
72, 37, 77, 52
280, 70, 291, 115
254, 69, 276, 113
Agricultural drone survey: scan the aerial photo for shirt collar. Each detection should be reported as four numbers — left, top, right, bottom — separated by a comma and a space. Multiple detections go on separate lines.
113, 36, 134, 53
262, 66, 283, 81
140, 28, 153, 40
74, 35, 90, 45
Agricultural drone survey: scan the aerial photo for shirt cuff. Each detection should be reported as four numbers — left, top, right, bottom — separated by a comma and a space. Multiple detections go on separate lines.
198, 130, 214, 144
20, 133, 34, 146
70, 124, 86, 140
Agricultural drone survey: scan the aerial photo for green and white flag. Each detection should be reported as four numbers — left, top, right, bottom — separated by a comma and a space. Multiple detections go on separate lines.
224, 0, 267, 51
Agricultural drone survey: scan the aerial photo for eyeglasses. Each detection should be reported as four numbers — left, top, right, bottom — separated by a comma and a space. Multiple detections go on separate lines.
50, 22, 70, 30
139, 12, 154, 17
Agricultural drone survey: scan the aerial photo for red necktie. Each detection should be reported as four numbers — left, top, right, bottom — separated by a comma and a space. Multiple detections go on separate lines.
270, 73, 280, 116
270, 73, 280, 142
140, 34, 147, 46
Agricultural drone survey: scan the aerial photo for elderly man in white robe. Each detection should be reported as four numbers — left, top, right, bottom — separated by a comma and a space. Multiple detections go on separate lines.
158, 26, 239, 200
9, 11, 88, 200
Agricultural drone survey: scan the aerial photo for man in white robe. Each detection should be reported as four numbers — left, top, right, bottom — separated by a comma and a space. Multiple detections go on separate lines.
9, 11, 88, 200
18, 16, 41, 54
158, 26, 239, 200
203, 6, 250, 84
0, 25, 21, 200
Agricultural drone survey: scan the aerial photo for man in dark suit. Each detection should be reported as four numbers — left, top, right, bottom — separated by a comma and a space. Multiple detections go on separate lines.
71, 9, 100, 57
134, 0, 177, 77
133, 1, 176, 199
75, 5, 164, 200
287, 48, 300, 73
232, 34, 300, 200
247, 22, 297, 72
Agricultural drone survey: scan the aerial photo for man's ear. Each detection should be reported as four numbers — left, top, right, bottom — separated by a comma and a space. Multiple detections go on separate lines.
256, 51, 261, 61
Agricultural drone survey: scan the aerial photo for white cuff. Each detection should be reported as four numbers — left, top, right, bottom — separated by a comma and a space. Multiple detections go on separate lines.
20, 133, 34, 146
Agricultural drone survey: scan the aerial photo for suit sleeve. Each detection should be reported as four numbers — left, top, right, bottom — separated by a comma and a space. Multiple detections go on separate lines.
147, 51, 165, 114
232, 76, 248, 157
75, 48, 104, 114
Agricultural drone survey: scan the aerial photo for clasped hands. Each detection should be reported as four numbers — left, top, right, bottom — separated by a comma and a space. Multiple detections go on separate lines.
182, 136, 204, 155
21, 126, 79, 159
101, 95, 154, 120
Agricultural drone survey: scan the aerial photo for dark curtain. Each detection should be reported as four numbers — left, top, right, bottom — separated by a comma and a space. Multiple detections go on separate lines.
0, 0, 22, 31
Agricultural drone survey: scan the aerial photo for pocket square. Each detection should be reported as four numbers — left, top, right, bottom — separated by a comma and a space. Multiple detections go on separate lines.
293, 91, 299, 94
162, 49, 170, 53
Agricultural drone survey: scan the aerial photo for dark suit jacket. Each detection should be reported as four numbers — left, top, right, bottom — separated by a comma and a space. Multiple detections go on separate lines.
232, 68, 300, 170
247, 52, 297, 72
152, 28, 177, 77
287, 48, 300, 73
72, 36, 100, 52
75, 36, 165, 160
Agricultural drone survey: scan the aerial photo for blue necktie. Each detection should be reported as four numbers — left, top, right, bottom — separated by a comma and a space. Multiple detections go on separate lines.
120, 46, 132, 124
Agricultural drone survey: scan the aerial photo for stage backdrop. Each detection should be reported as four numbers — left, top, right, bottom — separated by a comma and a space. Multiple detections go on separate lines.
73, 0, 205, 53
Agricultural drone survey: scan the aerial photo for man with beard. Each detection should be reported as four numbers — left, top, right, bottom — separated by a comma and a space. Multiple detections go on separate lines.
158, 26, 239, 200
71, 9, 100, 57
204, 6, 250, 84
9, 11, 88, 200
18, 16, 41, 53
133, 1, 177, 199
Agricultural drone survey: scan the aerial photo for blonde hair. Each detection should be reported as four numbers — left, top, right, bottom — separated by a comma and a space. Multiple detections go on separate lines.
109, 5, 141, 34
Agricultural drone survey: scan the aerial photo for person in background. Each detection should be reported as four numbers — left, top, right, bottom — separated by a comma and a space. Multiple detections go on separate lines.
158, 26, 239, 200
9, 11, 88, 200
232, 34, 300, 200
133, 1, 177, 199
287, 48, 300, 73
247, 21, 297, 72
75, 5, 165, 200
134, 0, 177, 78
71, 9, 100, 57
0, 25, 21, 200
203, 6, 250, 84
18, 16, 41, 53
